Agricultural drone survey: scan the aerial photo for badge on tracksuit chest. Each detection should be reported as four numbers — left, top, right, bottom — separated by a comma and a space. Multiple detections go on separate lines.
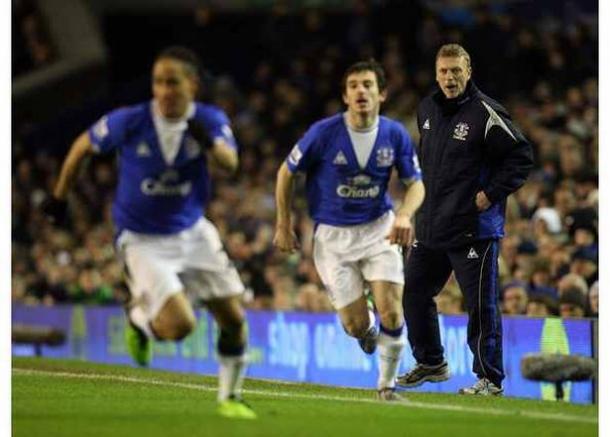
419, 110, 484, 174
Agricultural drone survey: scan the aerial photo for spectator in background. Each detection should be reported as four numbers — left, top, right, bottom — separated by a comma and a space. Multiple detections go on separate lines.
513, 240, 538, 280
550, 246, 572, 281
569, 247, 598, 287
296, 283, 333, 312
71, 266, 114, 305
501, 282, 528, 316
532, 206, 561, 236
557, 273, 588, 298
566, 207, 597, 249
587, 281, 598, 318
434, 283, 464, 315
12, 0, 55, 76
528, 258, 557, 299
573, 225, 597, 254
559, 288, 587, 318
526, 294, 558, 317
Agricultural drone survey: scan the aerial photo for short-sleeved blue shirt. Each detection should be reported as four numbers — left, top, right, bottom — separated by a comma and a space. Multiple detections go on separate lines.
88, 101, 236, 234
286, 113, 421, 226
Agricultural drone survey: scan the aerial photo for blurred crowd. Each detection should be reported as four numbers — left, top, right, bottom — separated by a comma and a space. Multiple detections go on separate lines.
12, 2, 598, 319
12, 0, 56, 77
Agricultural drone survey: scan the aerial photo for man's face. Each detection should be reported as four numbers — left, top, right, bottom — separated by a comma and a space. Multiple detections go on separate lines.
502, 287, 527, 314
570, 259, 597, 277
152, 58, 198, 118
589, 288, 599, 313
574, 228, 595, 246
560, 303, 585, 318
436, 55, 471, 99
342, 70, 386, 117
526, 301, 550, 317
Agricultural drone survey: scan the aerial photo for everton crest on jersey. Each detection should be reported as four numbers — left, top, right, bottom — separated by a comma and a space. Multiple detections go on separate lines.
88, 100, 237, 235
376, 146, 394, 167
286, 113, 421, 226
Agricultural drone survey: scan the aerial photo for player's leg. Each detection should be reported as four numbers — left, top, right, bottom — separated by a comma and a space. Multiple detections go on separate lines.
202, 293, 255, 419
206, 297, 250, 403
335, 292, 377, 340
449, 239, 504, 395
120, 235, 194, 366
182, 217, 255, 418
312, 228, 375, 351
125, 292, 196, 366
184, 292, 254, 420
357, 213, 407, 400
150, 293, 196, 340
126, 290, 195, 342
369, 280, 406, 400
398, 242, 452, 387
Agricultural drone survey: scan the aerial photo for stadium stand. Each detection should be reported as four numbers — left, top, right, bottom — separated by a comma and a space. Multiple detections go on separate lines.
12, 0, 597, 320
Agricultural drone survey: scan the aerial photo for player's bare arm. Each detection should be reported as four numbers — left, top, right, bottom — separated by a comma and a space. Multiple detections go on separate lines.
209, 138, 239, 173
273, 162, 299, 253
387, 179, 425, 246
53, 131, 95, 200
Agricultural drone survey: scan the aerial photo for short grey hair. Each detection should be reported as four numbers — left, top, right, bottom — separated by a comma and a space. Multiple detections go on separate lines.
436, 44, 471, 69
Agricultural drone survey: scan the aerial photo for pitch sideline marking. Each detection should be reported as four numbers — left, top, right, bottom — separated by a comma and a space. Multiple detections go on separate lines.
12, 368, 597, 424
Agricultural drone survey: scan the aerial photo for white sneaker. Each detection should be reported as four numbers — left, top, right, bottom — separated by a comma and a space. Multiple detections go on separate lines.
458, 378, 503, 396
377, 387, 404, 402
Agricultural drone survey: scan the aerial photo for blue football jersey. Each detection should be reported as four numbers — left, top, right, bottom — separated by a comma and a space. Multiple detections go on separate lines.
88, 100, 237, 234
286, 113, 421, 226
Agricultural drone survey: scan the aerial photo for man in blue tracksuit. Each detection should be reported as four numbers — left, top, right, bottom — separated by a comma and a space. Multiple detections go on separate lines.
397, 44, 533, 395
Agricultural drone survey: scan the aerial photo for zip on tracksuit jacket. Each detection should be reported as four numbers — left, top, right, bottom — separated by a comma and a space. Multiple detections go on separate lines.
414, 81, 534, 249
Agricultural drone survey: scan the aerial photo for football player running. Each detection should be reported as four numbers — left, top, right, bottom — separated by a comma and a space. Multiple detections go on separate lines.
274, 60, 425, 401
43, 46, 255, 419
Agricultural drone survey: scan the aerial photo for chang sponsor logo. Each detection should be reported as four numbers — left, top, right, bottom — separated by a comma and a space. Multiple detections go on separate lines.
336, 185, 380, 199
141, 170, 192, 196
336, 174, 380, 199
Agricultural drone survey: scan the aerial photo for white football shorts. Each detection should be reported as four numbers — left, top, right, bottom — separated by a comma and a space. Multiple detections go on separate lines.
313, 211, 404, 309
116, 217, 244, 320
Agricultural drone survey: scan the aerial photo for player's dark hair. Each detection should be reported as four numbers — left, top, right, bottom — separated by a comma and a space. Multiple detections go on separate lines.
155, 46, 203, 80
341, 59, 387, 93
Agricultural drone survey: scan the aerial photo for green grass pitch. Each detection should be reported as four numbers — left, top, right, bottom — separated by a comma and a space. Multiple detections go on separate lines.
12, 357, 597, 437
